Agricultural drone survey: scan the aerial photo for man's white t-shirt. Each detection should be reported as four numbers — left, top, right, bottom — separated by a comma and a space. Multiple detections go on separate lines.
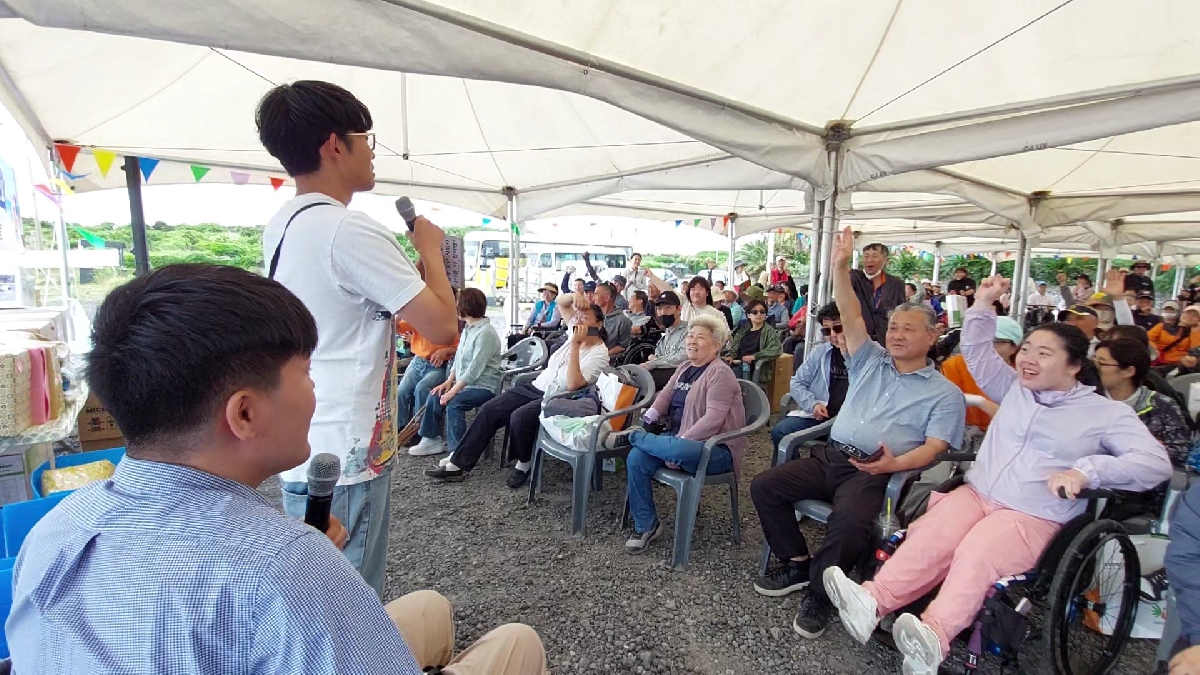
532, 342, 610, 396
1027, 291, 1055, 307
264, 193, 425, 487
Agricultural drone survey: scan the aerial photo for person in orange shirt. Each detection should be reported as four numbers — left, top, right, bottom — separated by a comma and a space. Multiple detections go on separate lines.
938, 316, 1023, 432
1148, 302, 1200, 368
397, 318, 459, 451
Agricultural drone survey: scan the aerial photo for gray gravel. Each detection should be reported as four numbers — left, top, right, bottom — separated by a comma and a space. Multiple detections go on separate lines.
258, 426, 1157, 674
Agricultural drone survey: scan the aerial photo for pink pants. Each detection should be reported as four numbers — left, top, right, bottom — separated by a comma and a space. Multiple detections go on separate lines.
863, 485, 1060, 654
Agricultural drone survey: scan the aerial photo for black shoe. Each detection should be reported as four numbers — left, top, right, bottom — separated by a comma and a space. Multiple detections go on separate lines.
792, 591, 832, 639
754, 559, 810, 597
425, 466, 465, 482
505, 468, 530, 489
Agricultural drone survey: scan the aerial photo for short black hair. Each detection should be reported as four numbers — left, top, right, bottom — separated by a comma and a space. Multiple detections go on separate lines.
87, 264, 318, 451
954, 267, 969, 274
1104, 324, 1150, 348
862, 243, 888, 256
256, 80, 373, 176
744, 299, 768, 315
457, 287, 488, 319
815, 302, 840, 324
596, 282, 617, 298
1096, 338, 1151, 387
905, 282, 918, 292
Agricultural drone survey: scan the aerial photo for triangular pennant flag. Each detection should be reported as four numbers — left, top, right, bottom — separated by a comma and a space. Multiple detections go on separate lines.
509, 222, 520, 236
674, 220, 682, 228
72, 226, 107, 249
138, 157, 159, 182
190, 165, 210, 182
33, 184, 61, 206
722, 216, 730, 226
482, 218, 492, 225
1067, 257, 1073, 263
54, 144, 81, 173
60, 169, 88, 181
693, 219, 700, 227
269, 177, 285, 191
52, 178, 75, 195
230, 171, 250, 185
93, 149, 117, 178
709, 218, 716, 230
1162, 264, 1172, 272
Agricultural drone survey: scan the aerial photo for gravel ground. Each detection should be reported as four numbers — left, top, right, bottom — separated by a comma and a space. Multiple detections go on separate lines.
257, 424, 1158, 674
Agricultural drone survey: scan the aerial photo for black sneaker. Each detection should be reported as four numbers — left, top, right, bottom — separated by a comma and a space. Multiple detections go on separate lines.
425, 466, 465, 482
754, 559, 810, 597
505, 468, 530, 489
792, 591, 832, 639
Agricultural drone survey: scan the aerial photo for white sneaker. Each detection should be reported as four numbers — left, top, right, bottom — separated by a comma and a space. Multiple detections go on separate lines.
408, 437, 447, 457
822, 566, 879, 645
438, 454, 455, 468
892, 613, 943, 675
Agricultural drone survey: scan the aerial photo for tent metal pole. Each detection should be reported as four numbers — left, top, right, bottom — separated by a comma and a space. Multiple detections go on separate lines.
1096, 255, 1106, 282
989, 253, 998, 277
1011, 234, 1027, 319
765, 230, 775, 275
816, 149, 841, 307
506, 191, 520, 328
1174, 263, 1187, 299
727, 217, 737, 289
851, 249, 860, 269
931, 245, 942, 284
803, 201, 825, 358
123, 156, 151, 276
1015, 235, 1032, 320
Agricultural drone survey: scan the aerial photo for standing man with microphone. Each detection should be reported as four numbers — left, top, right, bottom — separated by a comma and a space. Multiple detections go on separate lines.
257, 80, 458, 596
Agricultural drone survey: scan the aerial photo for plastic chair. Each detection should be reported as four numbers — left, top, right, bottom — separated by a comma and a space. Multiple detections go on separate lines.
623, 380, 770, 571
3, 491, 70, 558
527, 365, 657, 537
31, 447, 126, 498
498, 337, 548, 393
1169, 372, 1200, 400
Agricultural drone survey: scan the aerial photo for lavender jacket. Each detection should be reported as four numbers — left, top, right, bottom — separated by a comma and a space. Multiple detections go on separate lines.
960, 307, 1172, 523
651, 360, 747, 482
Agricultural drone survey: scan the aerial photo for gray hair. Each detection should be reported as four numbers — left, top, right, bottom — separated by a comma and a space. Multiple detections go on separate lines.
888, 301, 938, 331
688, 313, 730, 346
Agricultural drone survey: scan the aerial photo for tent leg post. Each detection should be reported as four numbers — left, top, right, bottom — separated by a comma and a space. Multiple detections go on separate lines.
506, 190, 520, 328
123, 156, 150, 276
802, 200, 824, 359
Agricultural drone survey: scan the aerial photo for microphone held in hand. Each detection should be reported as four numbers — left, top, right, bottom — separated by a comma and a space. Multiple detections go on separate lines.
305, 452, 341, 533
395, 196, 417, 231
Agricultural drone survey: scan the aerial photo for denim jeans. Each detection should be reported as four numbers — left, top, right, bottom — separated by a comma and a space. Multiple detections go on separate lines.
397, 356, 448, 431
418, 386, 496, 452
770, 415, 826, 453
281, 466, 393, 598
625, 431, 733, 533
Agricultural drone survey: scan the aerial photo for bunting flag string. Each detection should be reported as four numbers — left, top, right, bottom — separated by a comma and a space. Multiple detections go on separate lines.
54, 143, 80, 173
137, 157, 159, 182
269, 177, 285, 191
509, 222, 521, 236
230, 171, 250, 185
190, 165, 210, 182
93, 149, 117, 178
59, 169, 88, 181
482, 218, 492, 225
693, 219, 700, 227
51, 178, 75, 195
709, 217, 716, 230
674, 220, 682, 228
33, 184, 61, 206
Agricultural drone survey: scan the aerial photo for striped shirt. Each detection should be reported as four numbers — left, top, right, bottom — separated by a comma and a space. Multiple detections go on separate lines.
7, 458, 421, 674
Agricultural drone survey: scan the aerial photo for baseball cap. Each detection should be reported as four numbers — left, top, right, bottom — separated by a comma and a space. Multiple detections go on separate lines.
1186, 305, 1200, 316
994, 316, 1024, 344
1085, 292, 1114, 308
1137, 291, 1155, 300
767, 284, 787, 294
612, 274, 627, 285
1132, 260, 1151, 269
1036, 280, 1047, 286
733, 259, 747, 269
539, 282, 559, 295
1062, 304, 1099, 319
654, 290, 681, 306
583, 281, 597, 292
1163, 300, 1181, 311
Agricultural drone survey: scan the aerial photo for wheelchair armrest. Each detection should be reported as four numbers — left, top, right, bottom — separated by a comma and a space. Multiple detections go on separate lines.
775, 419, 834, 466
1060, 487, 1115, 500
883, 467, 928, 514
936, 452, 978, 463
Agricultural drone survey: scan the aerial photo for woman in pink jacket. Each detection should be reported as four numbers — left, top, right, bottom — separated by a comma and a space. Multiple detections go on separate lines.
619, 313, 746, 555
822, 275, 1172, 675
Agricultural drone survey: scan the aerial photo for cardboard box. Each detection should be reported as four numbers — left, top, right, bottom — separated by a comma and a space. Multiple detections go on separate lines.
768, 353, 793, 414
78, 392, 122, 442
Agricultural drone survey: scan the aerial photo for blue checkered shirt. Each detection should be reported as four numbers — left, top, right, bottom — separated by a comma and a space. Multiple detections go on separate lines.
6, 458, 422, 674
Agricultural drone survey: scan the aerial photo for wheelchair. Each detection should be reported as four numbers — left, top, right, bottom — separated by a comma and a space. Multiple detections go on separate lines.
615, 323, 662, 366
873, 467, 1189, 675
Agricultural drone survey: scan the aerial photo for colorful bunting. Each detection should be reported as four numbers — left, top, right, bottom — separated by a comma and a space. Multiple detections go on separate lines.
510, 222, 521, 236
1163, 264, 1173, 272
230, 171, 250, 185
59, 169, 88, 181
93, 149, 117, 178
54, 144, 80, 173
73, 227, 107, 249
269, 177, 285, 191
674, 220, 682, 228
709, 218, 716, 230
52, 178, 75, 195
1066, 257, 1073, 263
138, 157, 159, 182
33, 184, 60, 206
482, 218, 492, 225
190, 165, 210, 182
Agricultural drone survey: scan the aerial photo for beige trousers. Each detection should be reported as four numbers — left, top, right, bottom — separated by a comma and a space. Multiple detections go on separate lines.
385, 590, 547, 675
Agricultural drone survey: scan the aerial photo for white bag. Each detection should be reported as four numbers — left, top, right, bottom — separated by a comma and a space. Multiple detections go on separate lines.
1188, 382, 1200, 417
1082, 535, 1169, 639
944, 295, 968, 328
539, 413, 613, 453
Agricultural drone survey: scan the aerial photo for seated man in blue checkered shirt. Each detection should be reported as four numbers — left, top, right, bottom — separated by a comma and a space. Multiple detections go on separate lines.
6, 264, 546, 675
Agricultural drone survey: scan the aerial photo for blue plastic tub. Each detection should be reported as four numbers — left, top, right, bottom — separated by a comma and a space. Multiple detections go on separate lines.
0, 561, 11, 658
30, 447, 125, 499
2, 491, 69, 558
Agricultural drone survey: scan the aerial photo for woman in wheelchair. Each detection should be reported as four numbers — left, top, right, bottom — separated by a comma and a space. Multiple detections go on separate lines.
620, 314, 746, 554
626, 290, 654, 333
822, 275, 1173, 675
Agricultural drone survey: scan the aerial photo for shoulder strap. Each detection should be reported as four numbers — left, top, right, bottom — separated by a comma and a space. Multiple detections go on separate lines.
267, 201, 337, 279
1162, 327, 1192, 356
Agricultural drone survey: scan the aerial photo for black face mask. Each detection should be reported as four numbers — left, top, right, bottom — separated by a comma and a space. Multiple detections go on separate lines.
659, 314, 677, 328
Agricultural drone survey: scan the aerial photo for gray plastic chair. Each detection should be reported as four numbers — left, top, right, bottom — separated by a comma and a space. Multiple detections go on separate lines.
1169, 372, 1200, 400
527, 365, 657, 537
622, 380, 769, 571
499, 336, 548, 392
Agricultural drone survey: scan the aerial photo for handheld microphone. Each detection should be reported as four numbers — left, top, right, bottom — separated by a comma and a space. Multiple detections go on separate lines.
395, 196, 417, 231
304, 452, 341, 533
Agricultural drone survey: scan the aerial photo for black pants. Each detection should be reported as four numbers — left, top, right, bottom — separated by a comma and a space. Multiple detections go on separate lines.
750, 443, 890, 600
451, 382, 544, 471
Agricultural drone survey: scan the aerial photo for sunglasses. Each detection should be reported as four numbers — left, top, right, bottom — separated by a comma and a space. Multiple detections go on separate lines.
346, 132, 377, 150
747, 310, 767, 316
820, 324, 844, 336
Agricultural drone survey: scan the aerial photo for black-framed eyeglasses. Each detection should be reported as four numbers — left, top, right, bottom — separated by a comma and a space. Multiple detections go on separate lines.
1093, 359, 1121, 368
346, 132, 376, 150
748, 310, 767, 316
820, 324, 844, 336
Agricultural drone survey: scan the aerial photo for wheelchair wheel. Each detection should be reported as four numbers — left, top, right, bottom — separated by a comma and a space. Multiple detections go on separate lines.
1044, 519, 1140, 675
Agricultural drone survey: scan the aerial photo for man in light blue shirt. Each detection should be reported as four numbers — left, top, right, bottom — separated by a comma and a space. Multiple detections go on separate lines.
750, 226, 965, 642
7, 264, 546, 674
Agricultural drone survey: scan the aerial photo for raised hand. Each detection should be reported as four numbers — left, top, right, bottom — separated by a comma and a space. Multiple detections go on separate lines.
975, 275, 1010, 307
831, 226, 855, 268
1102, 268, 1127, 297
